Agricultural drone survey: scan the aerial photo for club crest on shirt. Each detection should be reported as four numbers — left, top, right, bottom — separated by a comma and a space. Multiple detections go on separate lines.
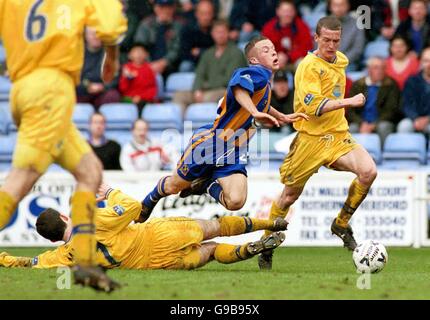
333, 84, 342, 98
179, 164, 189, 176
240, 74, 253, 84
304, 93, 314, 105
113, 205, 125, 216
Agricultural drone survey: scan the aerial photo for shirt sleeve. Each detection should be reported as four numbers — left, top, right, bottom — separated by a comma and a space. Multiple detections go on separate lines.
32, 245, 74, 269
228, 67, 266, 95
295, 64, 330, 116
85, 0, 128, 45
96, 189, 142, 235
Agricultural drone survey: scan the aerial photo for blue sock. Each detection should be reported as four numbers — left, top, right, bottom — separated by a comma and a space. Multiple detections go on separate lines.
142, 177, 169, 211
207, 180, 223, 203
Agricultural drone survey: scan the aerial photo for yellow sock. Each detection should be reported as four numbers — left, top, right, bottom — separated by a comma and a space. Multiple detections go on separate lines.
336, 178, 369, 228
214, 243, 251, 264
70, 191, 97, 266
264, 201, 289, 236
218, 216, 275, 236
0, 191, 18, 230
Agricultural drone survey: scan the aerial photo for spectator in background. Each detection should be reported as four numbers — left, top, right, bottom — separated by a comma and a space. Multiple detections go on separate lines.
395, 0, 430, 55
262, 0, 313, 71
120, 119, 177, 171
229, 0, 277, 46
88, 113, 122, 170
77, 28, 121, 110
349, 57, 402, 142
397, 47, 430, 133
270, 70, 294, 133
173, 20, 247, 111
119, 43, 158, 116
386, 35, 420, 90
134, 0, 183, 76
328, 0, 366, 71
179, 0, 215, 72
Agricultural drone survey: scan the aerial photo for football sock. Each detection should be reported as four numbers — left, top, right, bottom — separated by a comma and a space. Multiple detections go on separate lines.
0, 191, 17, 231
336, 178, 370, 228
218, 216, 275, 236
70, 191, 96, 266
265, 201, 289, 237
142, 176, 169, 211
207, 180, 224, 204
214, 243, 252, 264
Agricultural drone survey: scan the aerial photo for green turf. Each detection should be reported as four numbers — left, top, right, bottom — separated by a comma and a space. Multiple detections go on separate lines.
0, 247, 429, 300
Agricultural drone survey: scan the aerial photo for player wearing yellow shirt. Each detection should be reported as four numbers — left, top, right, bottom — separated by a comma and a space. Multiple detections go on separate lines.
259, 17, 377, 270
0, 184, 287, 270
0, 0, 127, 291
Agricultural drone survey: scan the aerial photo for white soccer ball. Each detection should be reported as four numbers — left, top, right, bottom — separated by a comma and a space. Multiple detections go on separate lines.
352, 240, 388, 273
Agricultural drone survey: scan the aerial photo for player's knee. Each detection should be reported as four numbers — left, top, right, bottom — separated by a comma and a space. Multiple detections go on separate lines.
223, 194, 246, 211
358, 164, 377, 186
163, 179, 182, 194
73, 153, 103, 191
279, 193, 300, 208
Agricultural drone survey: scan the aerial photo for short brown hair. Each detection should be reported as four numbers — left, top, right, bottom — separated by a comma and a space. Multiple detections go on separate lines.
244, 35, 269, 59
316, 16, 342, 36
212, 19, 230, 30
36, 208, 67, 242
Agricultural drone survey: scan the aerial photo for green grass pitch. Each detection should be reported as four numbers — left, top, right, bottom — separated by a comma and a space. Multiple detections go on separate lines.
1, 247, 429, 300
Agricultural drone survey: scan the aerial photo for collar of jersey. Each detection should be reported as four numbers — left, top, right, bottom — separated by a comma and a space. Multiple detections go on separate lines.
250, 64, 273, 77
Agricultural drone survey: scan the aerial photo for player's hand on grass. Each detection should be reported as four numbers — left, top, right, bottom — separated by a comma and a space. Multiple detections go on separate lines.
349, 93, 366, 108
280, 112, 309, 124
253, 111, 280, 128
96, 183, 113, 202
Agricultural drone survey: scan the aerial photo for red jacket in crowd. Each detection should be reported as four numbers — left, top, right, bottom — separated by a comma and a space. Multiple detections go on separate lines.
262, 16, 313, 64
119, 62, 157, 102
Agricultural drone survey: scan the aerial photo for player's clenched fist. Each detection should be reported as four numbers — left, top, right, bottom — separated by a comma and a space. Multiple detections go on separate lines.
349, 93, 366, 108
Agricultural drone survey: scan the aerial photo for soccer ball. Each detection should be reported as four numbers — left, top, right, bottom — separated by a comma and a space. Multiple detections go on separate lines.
352, 240, 388, 273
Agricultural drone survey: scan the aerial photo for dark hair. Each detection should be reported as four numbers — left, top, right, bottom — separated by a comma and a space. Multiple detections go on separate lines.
390, 35, 412, 53
277, 0, 296, 9
130, 42, 148, 52
316, 16, 342, 36
244, 35, 269, 59
212, 19, 230, 30
36, 208, 67, 242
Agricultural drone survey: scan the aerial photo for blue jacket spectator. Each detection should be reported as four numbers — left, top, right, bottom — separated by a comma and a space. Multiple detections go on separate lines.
397, 47, 430, 134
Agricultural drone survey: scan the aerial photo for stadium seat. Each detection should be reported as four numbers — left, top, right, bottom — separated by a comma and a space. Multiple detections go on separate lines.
382, 133, 427, 167
184, 102, 218, 130
156, 73, 164, 100
99, 103, 138, 130
73, 103, 94, 131
105, 130, 132, 147
0, 76, 11, 101
303, 11, 325, 32
352, 133, 382, 164
0, 133, 16, 163
0, 105, 7, 134
142, 103, 183, 131
363, 39, 390, 62
165, 72, 195, 99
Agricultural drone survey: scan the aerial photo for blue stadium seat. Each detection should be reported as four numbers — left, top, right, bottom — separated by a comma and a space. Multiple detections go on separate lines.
363, 40, 390, 61
382, 133, 426, 168
303, 11, 325, 32
156, 73, 164, 100
0, 133, 16, 163
353, 133, 382, 164
185, 102, 218, 130
73, 103, 94, 131
105, 130, 132, 147
142, 103, 183, 131
0, 76, 11, 101
99, 103, 138, 130
0, 105, 7, 134
0, 101, 15, 133
165, 72, 195, 98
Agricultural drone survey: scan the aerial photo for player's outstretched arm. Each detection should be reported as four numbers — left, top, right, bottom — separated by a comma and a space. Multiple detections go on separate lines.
0, 252, 32, 268
268, 106, 309, 125
233, 87, 280, 127
318, 93, 366, 115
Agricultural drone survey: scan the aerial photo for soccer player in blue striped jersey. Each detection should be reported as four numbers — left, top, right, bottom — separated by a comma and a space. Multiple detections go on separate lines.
141, 36, 308, 217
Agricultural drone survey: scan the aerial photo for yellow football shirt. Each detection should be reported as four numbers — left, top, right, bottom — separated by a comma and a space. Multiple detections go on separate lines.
0, 0, 127, 84
293, 51, 349, 135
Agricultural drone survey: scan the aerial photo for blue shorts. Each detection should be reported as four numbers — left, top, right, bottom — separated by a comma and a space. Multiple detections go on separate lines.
176, 126, 248, 181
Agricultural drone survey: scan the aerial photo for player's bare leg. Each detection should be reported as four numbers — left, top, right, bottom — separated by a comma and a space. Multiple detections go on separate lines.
259, 186, 303, 270
330, 145, 377, 250
141, 172, 191, 218
0, 168, 41, 230
70, 152, 120, 292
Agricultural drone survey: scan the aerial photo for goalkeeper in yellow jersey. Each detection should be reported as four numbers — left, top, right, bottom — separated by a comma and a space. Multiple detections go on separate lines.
0, 184, 286, 270
259, 16, 377, 270
0, 0, 127, 291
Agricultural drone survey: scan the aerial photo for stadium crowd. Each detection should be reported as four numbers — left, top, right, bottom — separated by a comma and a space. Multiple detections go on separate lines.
1, 0, 430, 171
